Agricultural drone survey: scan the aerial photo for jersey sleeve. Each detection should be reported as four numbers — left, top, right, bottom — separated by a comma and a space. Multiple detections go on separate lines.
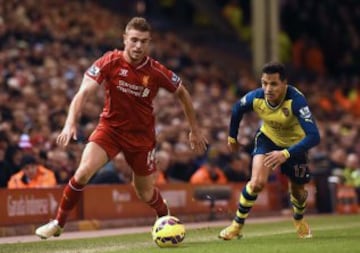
288, 94, 320, 156
150, 60, 181, 93
85, 51, 114, 85
228, 90, 257, 140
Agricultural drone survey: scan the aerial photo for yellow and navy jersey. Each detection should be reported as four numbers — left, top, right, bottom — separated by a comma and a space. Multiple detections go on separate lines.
229, 85, 320, 157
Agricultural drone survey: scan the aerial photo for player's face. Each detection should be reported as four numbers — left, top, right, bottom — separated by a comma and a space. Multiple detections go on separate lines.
261, 73, 287, 105
123, 29, 151, 64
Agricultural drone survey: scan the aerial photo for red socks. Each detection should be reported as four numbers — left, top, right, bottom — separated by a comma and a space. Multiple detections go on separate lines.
56, 180, 167, 227
147, 188, 168, 217
56, 177, 85, 227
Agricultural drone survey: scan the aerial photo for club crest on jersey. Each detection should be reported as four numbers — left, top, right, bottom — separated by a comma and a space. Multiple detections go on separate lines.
142, 75, 149, 86
282, 108, 290, 117
87, 65, 100, 77
299, 106, 312, 119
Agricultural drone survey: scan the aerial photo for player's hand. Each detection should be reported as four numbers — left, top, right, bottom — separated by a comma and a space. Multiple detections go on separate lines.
56, 125, 77, 147
189, 131, 208, 154
263, 150, 287, 170
227, 142, 241, 153
227, 136, 243, 153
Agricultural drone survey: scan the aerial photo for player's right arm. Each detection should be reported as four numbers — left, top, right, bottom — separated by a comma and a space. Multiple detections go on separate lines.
228, 90, 257, 152
57, 75, 99, 147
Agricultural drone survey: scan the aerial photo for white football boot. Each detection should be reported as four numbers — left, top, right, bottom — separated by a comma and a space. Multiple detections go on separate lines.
35, 220, 63, 239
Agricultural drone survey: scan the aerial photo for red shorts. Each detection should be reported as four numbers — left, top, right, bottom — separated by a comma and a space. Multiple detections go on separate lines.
88, 124, 156, 176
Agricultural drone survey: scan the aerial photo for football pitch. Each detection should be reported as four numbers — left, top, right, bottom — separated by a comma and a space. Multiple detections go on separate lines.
1, 214, 359, 253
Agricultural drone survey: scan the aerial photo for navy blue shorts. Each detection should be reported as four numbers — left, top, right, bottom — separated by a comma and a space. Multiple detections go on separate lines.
252, 131, 311, 185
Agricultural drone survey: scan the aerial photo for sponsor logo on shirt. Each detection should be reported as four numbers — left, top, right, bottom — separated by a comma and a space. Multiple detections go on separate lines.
87, 65, 100, 77
117, 80, 150, 98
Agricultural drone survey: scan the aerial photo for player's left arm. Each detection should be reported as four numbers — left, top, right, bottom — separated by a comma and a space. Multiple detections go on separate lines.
175, 84, 208, 154
287, 96, 321, 157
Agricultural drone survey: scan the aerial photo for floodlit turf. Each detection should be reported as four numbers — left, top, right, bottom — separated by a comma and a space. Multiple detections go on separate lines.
1, 214, 360, 253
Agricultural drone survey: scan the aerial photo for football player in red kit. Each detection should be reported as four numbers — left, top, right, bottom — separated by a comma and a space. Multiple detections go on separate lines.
36, 17, 207, 239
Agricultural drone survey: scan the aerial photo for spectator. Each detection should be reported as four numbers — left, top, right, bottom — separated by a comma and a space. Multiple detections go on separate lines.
90, 152, 132, 184
328, 148, 347, 177
304, 40, 326, 77
223, 152, 250, 182
338, 153, 360, 205
46, 149, 73, 184
278, 30, 292, 64
334, 83, 360, 118
7, 155, 57, 189
155, 150, 171, 185
166, 143, 198, 182
190, 147, 227, 184
222, 0, 250, 41
342, 153, 360, 187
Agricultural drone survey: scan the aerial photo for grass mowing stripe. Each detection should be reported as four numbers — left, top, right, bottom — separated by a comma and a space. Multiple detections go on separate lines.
1, 215, 359, 253
189, 222, 360, 241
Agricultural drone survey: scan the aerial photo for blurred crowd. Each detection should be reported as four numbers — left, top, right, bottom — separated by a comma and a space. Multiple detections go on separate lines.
281, 0, 360, 79
0, 0, 359, 210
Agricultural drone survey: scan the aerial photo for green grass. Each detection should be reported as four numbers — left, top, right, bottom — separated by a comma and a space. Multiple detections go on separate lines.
1, 215, 360, 253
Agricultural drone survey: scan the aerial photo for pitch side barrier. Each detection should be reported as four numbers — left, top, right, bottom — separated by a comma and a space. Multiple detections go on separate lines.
0, 182, 317, 227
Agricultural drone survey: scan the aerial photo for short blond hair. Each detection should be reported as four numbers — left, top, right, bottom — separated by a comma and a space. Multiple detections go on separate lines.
125, 17, 151, 33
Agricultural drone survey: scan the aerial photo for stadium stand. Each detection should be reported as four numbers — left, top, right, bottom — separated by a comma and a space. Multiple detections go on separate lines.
0, 1, 359, 235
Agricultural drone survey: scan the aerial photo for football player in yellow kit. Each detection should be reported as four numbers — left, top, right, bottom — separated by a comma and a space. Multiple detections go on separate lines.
219, 62, 320, 240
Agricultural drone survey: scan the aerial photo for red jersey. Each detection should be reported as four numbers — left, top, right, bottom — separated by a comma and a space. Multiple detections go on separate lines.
85, 50, 181, 148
